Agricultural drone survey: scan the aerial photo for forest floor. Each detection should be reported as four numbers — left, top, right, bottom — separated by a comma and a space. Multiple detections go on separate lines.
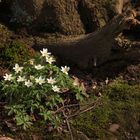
0, 23, 140, 140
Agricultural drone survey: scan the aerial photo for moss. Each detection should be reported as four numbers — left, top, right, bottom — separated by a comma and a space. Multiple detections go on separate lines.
72, 78, 140, 139
106, 79, 140, 101
0, 24, 13, 45
72, 96, 112, 139
0, 40, 34, 68
106, 79, 140, 139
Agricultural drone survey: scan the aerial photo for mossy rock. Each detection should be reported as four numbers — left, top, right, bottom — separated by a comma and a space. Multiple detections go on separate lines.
0, 24, 13, 45
0, 40, 34, 68
106, 78, 140, 101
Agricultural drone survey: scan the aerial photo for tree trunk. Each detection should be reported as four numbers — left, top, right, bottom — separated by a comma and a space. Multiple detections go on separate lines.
34, 11, 140, 68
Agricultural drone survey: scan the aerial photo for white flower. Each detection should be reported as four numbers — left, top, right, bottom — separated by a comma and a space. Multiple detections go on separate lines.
46, 56, 55, 64
47, 77, 56, 85
34, 64, 44, 70
61, 66, 70, 75
92, 85, 96, 89
3, 73, 13, 81
30, 75, 35, 80
29, 59, 34, 65
25, 80, 33, 87
52, 85, 60, 93
35, 76, 45, 85
13, 64, 23, 73
17, 76, 26, 82
40, 48, 51, 58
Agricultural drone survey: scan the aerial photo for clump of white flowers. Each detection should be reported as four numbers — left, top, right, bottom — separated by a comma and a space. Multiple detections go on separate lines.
1, 48, 84, 130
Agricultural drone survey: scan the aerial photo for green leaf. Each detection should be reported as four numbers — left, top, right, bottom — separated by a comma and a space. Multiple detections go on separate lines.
76, 93, 84, 101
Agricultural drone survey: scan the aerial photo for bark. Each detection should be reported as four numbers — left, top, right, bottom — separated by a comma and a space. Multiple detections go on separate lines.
34, 11, 140, 69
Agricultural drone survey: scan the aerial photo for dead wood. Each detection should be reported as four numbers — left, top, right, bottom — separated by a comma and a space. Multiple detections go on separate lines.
33, 10, 140, 69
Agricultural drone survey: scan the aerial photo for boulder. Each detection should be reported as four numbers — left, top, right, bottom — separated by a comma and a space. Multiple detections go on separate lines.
11, 0, 44, 25
10, 0, 111, 35
8, 0, 134, 35
36, 0, 85, 35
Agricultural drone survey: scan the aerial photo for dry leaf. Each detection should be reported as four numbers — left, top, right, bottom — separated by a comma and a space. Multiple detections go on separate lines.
73, 76, 80, 86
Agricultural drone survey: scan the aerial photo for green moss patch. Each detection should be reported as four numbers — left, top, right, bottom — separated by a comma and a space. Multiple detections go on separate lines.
72, 79, 140, 139
0, 40, 34, 68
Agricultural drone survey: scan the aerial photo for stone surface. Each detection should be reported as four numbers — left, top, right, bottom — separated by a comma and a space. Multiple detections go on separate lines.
0, 136, 13, 140
11, 0, 44, 25
10, 0, 111, 35
109, 124, 120, 132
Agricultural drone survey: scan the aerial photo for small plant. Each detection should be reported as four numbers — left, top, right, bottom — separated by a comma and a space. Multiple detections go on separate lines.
1, 48, 84, 130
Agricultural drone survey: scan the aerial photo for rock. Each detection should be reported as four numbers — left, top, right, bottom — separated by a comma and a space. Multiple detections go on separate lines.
11, 0, 44, 25
10, 0, 85, 35
1, 0, 136, 36
10, 0, 111, 35
110, 0, 132, 15
78, 0, 107, 33
0, 24, 13, 45
37, 0, 85, 35
109, 124, 120, 132
0, 135, 13, 140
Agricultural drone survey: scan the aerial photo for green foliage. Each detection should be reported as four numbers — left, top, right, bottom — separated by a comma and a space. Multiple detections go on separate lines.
1, 49, 84, 130
0, 40, 33, 67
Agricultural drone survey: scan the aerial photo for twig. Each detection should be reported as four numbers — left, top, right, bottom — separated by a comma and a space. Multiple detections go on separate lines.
54, 97, 101, 139
54, 103, 79, 114
68, 97, 101, 119
62, 102, 74, 140
54, 101, 102, 114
